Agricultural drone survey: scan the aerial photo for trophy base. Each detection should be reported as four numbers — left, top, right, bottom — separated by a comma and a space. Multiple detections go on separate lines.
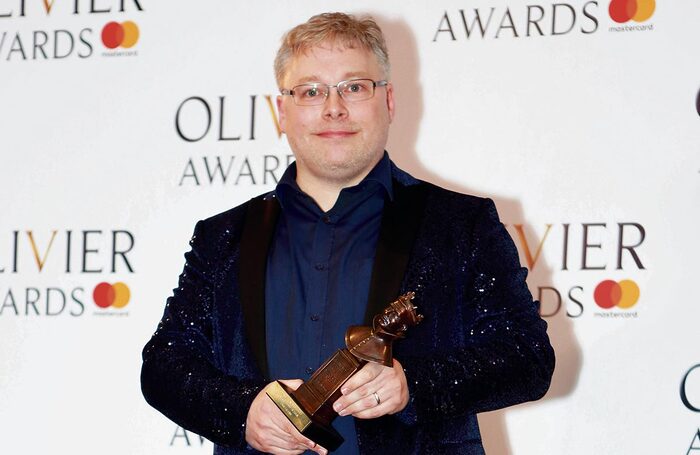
266, 381, 344, 452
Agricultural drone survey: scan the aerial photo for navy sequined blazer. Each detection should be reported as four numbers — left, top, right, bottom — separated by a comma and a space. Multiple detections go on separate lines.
141, 163, 555, 454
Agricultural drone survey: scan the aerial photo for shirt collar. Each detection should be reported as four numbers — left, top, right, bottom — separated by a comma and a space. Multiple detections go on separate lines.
362, 151, 394, 202
275, 151, 394, 210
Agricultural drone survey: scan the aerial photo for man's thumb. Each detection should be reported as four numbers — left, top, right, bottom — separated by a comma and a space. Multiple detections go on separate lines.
279, 378, 304, 390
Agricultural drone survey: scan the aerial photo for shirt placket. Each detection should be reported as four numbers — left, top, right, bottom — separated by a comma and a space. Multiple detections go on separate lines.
302, 213, 334, 376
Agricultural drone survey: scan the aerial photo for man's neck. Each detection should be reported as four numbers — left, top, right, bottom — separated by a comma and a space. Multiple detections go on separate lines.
295, 170, 368, 212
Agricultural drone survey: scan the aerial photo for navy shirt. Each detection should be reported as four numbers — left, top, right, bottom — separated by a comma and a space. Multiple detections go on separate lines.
265, 153, 393, 454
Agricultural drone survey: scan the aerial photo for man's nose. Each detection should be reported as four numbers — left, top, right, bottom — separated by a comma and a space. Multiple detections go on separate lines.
322, 88, 348, 120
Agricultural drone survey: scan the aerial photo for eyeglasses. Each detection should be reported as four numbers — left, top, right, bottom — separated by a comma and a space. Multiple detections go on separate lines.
280, 78, 388, 106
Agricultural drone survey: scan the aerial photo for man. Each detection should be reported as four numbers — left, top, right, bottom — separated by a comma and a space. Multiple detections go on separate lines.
141, 12, 555, 455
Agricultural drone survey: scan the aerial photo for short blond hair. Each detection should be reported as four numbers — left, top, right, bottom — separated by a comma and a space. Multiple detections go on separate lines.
274, 12, 390, 88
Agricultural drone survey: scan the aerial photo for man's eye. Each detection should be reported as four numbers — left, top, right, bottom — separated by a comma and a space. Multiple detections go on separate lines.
348, 83, 364, 93
303, 87, 319, 97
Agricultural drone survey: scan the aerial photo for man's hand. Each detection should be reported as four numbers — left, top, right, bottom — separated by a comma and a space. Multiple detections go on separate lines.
332, 358, 409, 419
245, 379, 328, 455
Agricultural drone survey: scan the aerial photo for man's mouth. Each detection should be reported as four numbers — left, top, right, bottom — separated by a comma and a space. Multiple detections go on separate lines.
315, 130, 357, 139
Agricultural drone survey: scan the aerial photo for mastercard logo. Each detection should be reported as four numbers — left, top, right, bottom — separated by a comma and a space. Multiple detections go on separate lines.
593, 279, 640, 309
609, 0, 655, 23
101, 21, 140, 49
93, 282, 131, 309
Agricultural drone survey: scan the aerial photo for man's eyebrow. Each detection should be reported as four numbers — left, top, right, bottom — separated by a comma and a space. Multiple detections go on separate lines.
342, 71, 372, 80
292, 72, 374, 86
294, 75, 323, 85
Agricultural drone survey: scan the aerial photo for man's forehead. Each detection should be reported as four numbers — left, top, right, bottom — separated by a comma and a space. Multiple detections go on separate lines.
284, 42, 379, 85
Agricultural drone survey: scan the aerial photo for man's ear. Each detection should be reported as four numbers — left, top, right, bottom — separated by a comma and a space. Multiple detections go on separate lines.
276, 95, 286, 133
386, 83, 395, 123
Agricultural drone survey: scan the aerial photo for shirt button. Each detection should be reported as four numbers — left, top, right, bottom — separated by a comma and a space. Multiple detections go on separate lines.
310, 314, 320, 321
314, 263, 326, 271
305, 366, 314, 374
322, 215, 331, 224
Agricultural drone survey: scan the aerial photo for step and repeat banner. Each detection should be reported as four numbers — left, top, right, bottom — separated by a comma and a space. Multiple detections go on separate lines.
1, 1, 699, 454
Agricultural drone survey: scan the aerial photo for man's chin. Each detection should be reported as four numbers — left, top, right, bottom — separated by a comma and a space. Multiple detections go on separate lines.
319, 161, 377, 186
296, 146, 382, 185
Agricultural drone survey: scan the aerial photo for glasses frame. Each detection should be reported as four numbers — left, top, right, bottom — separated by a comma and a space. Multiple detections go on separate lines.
280, 78, 388, 106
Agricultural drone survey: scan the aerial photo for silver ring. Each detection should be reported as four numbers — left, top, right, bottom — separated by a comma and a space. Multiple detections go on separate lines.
373, 391, 381, 406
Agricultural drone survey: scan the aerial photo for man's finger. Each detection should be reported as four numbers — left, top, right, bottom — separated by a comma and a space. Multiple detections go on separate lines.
266, 434, 309, 452
283, 423, 317, 450
334, 364, 385, 412
257, 420, 317, 453
262, 444, 307, 455
340, 362, 383, 395
335, 371, 387, 412
268, 402, 320, 451
351, 400, 392, 419
338, 388, 387, 416
251, 420, 299, 448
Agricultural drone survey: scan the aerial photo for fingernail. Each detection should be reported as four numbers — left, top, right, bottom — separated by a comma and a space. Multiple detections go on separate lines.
333, 402, 341, 412
341, 387, 348, 394
338, 409, 347, 416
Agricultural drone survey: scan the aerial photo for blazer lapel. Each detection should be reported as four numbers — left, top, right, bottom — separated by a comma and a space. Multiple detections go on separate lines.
364, 181, 428, 324
239, 195, 280, 379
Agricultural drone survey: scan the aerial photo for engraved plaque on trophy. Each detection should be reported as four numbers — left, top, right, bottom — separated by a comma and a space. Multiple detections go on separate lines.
266, 292, 423, 452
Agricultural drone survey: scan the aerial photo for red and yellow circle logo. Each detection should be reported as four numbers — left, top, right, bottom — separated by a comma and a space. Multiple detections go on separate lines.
593, 279, 640, 309
93, 282, 131, 309
101, 21, 140, 49
609, 0, 655, 23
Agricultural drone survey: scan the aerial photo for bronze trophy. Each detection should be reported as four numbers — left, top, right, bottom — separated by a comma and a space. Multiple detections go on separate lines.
266, 292, 423, 452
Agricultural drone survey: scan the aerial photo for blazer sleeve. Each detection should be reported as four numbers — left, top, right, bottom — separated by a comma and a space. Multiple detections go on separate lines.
140, 220, 266, 448
398, 198, 555, 423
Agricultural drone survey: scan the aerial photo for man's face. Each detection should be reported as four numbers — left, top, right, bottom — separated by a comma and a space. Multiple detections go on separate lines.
277, 43, 395, 187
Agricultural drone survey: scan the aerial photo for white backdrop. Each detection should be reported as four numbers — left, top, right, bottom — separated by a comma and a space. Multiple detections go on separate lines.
1, 1, 699, 453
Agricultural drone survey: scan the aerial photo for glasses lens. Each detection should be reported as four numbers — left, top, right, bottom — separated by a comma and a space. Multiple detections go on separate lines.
339, 79, 374, 101
293, 84, 327, 105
